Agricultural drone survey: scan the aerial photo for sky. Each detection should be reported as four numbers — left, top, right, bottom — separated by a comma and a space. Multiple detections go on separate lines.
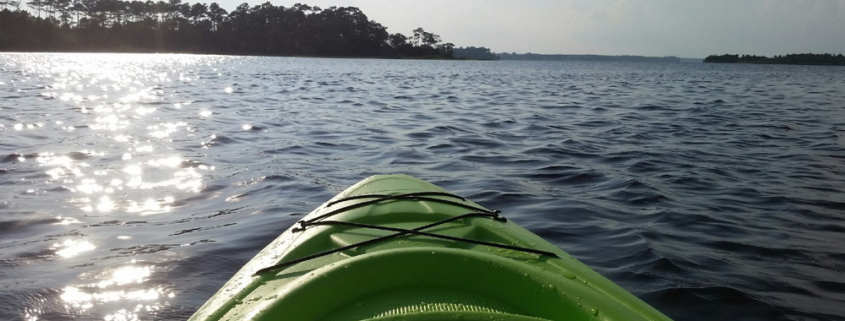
205, 0, 844, 58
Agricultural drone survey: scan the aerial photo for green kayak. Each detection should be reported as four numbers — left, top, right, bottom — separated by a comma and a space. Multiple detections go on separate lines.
189, 174, 672, 321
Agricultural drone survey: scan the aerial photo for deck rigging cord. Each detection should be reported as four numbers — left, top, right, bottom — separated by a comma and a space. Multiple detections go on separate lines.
254, 192, 559, 276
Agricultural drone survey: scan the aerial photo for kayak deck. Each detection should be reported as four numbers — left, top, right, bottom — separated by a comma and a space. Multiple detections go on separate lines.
189, 174, 672, 321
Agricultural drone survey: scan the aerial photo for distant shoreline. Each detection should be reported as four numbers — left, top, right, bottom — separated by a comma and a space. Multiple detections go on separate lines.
0, 50, 490, 61
496, 53, 681, 63
451, 47, 696, 63
0, 50, 682, 63
704, 53, 845, 66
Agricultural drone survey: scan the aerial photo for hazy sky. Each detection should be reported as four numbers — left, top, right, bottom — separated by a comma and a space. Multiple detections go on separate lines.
224, 0, 842, 57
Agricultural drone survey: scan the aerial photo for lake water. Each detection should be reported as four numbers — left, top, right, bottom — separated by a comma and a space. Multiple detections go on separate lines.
1, 53, 844, 321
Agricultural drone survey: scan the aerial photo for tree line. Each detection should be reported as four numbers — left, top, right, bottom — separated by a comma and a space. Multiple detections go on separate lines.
704, 53, 845, 65
0, 1, 455, 58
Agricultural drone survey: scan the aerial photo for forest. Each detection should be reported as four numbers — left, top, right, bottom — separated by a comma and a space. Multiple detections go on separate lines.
704, 53, 845, 65
0, 1, 455, 58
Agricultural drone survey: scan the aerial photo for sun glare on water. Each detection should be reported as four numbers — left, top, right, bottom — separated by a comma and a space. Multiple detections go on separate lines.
59, 264, 175, 321
8, 53, 225, 320
19, 54, 221, 216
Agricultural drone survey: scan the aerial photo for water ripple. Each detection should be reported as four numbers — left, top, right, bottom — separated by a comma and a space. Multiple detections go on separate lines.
1, 54, 844, 320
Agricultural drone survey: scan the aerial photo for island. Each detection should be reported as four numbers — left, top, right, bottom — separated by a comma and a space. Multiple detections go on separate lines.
0, 1, 454, 58
704, 53, 845, 66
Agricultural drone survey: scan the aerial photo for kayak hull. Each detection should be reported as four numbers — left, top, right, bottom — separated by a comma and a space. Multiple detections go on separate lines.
189, 174, 672, 321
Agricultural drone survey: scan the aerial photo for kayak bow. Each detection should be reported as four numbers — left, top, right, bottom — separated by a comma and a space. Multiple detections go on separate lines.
189, 174, 672, 321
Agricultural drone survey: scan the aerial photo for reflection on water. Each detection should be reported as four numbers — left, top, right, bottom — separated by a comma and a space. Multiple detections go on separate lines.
1, 53, 222, 320
52, 239, 95, 258
60, 263, 173, 321
15, 54, 216, 222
